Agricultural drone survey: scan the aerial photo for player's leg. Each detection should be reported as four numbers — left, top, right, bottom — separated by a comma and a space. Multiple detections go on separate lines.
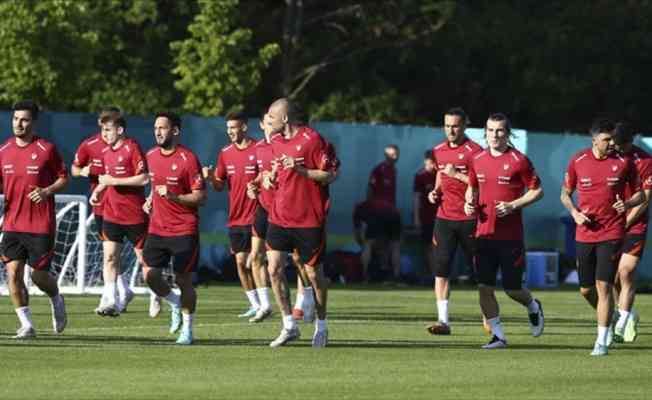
591, 240, 620, 355
248, 235, 272, 322
499, 241, 544, 337
230, 226, 259, 317
475, 239, 506, 349
576, 242, 598, 308
428, 218, 457, 335
614, 235, 643, 342
143, 234, 183, 336
266, 223, 299, 347
360, 238, 374, 282
292, 250, 315, 322
99, 221, 125, 316
294, 227, 328, 347
169, 235, 199, 345
421, 222, 435, 275
2, 234, 36, 338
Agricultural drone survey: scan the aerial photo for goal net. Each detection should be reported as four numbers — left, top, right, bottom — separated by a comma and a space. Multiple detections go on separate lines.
0, 194, 148, 295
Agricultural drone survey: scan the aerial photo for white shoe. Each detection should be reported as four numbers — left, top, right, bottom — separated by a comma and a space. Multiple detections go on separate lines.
269, 327, 300, 348
96, 304, 120, 317
13, 326, 36, 339
249, 308, 273, 323
51, 295, 67, 333
312, 329, 328, 348
482, 335, 507, 349
149, 294, 162, 318
117, 290, 135, 313
528, 299, 544, 337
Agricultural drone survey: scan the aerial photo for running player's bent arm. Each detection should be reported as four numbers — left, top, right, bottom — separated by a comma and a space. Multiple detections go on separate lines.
166, 189, 206, 208
294, 166, 334, 183
624, 189, 646, 212
99, 173, 149, 187
44, 175, 69, 196
510, 186, 543, 210
626, 188, 652, 229
71, 164, 90, 178
560, 186, 579, 214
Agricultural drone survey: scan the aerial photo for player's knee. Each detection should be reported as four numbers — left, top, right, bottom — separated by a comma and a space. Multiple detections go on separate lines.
579, 286, 594, 298
6, 267, 21, 284
174, 273, 192, 288
267, 263, 282, 279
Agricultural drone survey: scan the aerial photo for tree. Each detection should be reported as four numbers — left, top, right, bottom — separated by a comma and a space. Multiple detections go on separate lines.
171, 0, 280, 116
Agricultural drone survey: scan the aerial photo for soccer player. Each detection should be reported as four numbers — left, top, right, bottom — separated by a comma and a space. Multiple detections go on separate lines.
90, 113, 149, 316
0, 100, 68, 338
612, 122, 652, 343
205, 112, 263, 318
265, 98, 335, 348
413, 151, 437, 276
427, 108, 483, 335
353, 199, 402, 282
143, 112, 205, 345
561, 118, 644, 356
72, 107, 137, 314
465, 113, 545, 349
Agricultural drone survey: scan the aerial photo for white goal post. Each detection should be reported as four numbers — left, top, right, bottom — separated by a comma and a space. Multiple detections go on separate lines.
0, 194, 148, 295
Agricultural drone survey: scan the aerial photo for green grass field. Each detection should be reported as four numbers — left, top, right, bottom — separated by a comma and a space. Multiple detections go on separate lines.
1, 284, 650, 399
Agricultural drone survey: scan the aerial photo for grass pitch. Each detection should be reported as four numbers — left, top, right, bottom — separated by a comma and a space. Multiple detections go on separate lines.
0, 284, 650, 400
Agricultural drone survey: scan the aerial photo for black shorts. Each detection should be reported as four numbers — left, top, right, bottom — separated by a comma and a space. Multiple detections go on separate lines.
475, 239, 525, 290
420, 222, 435, 245
94, 214, 106, 241
102, 220, 147, 249
0, 232, 54, 271
266, 223, 325, 267
229, 225, 252, 254
576, 240, 621, 287
432, 218, 476, 278
622, 234, 646, 258
366, 213, 401, 241
252, 206, 269, 240
143, 234, 199, 273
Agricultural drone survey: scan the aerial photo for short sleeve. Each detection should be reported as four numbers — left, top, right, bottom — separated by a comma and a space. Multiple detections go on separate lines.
48, 145, 68, 178
467, 159, 478, 188
73, 141, 89, 167
564, 158, 577, 191
215, 151, 227, 181
188, 155, 205, 191
131, 143, 147, 175
518, 156, 541, 190
638, 158, 652, 190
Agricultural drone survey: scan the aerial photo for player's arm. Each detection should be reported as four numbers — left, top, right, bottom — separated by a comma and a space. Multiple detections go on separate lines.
443, 163, 469, 184
625, 188, 652, 229
294, 166, 334, 183
155, 186, 206, 208
560, 186, 591, 225
29, 150, 69, 203
71, 163, 91, 178
99, 173, 149, 187
496, 186, 543, 217
463, 185, 478, 216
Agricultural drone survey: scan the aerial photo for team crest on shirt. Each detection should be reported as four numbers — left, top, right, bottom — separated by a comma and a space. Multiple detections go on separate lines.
612, 165, 618, 172
118, 156, 123, 163
503, 164, 509, 170
458, 154, 464, 160
172, 163, 178, 171
249, 155, 254, 160
296, 145, 302, 151
31, 153, 37, 160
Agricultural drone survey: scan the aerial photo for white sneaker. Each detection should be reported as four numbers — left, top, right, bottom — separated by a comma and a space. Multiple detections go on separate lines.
249, 308, 273, 323
96, 304, 119, 317
13, 326, 36, 339
117, 290, 135, 313
269, 327, 300, 348
149, 294, 162, 318
51, 295, 67, 333
482, 335, 507, 349
528, 299, 544, 337
312, 329, 328, 348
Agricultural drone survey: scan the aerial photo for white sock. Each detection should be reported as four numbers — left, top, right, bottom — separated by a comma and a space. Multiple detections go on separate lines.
182, 312, 194, 331
316, 318, 328, 332
437, 300, 449, 324
15, 306, 33, 329
283, 314, 297, 330
104, 280, 117, 305
597, 325, 609, 346
117, 274, 130, 297
616, 310, 630, 331
256, 287, 270, 310
246, 289, 260, 309
487, 316, 506, 341
526, 299, 539, 314
303, 287, 314, 305
164, 291, 181, 308
294, 292, 305, 310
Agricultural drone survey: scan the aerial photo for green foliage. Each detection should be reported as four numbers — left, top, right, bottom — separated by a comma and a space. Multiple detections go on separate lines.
171, 0, 279, 116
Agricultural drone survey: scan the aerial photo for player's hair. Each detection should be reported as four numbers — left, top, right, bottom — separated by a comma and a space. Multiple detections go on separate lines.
424, 150, 434, 160
98, 106, 122, 122
613, 121, 634, 145
589, 117, 616, 136
225, 111, 247, 123
13, 100, 40, 120
385, 144, 400, 152
156, 111, 181, 129
100, 112, 127, 129
445, 107, 470, 125
487, 113, 512, 135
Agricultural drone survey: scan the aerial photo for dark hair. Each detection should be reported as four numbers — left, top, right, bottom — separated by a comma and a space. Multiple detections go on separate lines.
487, 113, 512, 135
386, 144, 399, 152
100, 113, 127, 129
424, 150, 434, 160
225, 111, 247, 123
445, 107, 469, 125
156, 111, 181, 129
13, 100, 40, 120
613, 121, 634, 145
99, 106, 122, 122
589, 118, 616, 136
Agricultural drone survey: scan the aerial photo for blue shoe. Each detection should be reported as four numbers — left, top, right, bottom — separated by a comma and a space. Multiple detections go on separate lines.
170, 305, 182, 334
176, 329, 193, 345
238, 307, 257, 318
590, 342, 608, 356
